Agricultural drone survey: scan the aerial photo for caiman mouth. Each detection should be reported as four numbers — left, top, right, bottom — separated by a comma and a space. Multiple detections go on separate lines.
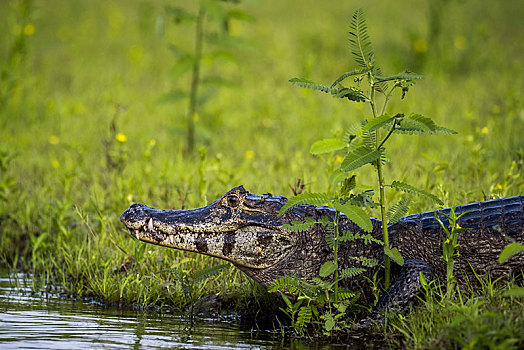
120, 202, 296, 269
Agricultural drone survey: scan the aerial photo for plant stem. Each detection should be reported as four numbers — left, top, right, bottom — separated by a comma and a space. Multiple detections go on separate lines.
370, 82, 391, 289
186, 5, 205, 153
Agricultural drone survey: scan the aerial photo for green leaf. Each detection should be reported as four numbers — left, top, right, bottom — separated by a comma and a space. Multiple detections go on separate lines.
498, 243, 524, 264
310, 138, 345, 155
391, 180, 443, 205
385, 247, 404, 265
319, 261, 338, 277
363, 114, 396, 132
331, 87, 367, 102
282, 217, 317, 232
348, 8, 373, 69
339, 267, 367, 279
278, 192, 331, 216
349, 256, 379, 267
435, 126, 458, 135
387, 197, 412, 224
296, 306, 312, 331
340, 231, 383, 245
332, 202, 372, 232
340, 145, 381, 172
329, 169, 352, 185
404, 114, 436, 132
289, 78, 332, 92
376, 72, 423, 82
330, 67, 369, 88
393, 114, 443, 135
324, 317, 336, 331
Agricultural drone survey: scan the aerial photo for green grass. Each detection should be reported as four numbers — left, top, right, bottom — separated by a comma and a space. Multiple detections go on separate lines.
1, 0, 523, 347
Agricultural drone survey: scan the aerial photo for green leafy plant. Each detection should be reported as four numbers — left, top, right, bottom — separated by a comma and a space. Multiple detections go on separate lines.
285, 8, 452, 287
274, 8, 455, 335
162, 0, 252, 152
434, 208, 470, 294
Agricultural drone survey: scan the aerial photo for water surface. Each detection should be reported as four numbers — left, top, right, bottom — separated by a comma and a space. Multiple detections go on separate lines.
0, 269, 359, 349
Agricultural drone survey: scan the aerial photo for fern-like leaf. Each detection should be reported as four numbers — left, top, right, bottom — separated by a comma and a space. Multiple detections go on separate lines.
337, 289, 359, 301
340, 145, 381, 172
296, 306, 312, 333
372, 66, 389, 94
331, 86, 367, 102
434, 126, 458, 135
348, 8, 373, 69
403, 114, 436, 132
363, 114, 395, 132
376, 72, 423, 82
391, 181, 443, 205
332, 202, 372, 232
339, 267, 367, 279
387, 197, 412, 224
269, 275, 302, 294
282, 217, 317, 232
340, 231, 383, 245
289, 78, 332, 92
278, 192, 331, 216
349, 256, 379, 267
330, 67, 369, 88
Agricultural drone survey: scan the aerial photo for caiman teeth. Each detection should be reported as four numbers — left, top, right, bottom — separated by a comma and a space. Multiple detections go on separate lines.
148, 218, 154, 231
135, 230, 139, 239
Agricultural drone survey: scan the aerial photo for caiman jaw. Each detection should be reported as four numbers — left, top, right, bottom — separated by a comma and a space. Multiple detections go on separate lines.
120, 198, 297, 270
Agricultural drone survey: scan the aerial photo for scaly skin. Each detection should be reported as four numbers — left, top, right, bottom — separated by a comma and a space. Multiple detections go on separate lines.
120, 186, 524, 320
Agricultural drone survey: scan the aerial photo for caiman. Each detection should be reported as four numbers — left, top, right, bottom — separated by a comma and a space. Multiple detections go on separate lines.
120, 186, 524, 324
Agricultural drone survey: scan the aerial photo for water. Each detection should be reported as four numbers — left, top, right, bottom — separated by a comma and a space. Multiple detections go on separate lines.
0, 270, 356, 349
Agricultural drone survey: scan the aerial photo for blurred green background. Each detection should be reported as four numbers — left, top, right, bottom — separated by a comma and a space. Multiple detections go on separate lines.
0, 0, 523, 305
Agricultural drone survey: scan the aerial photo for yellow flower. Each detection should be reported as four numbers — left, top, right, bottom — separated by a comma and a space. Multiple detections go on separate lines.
453, 36, 467, 51
51, 160, 60, 168
23, 24, 35, 36
49, 135, 60, 145
127, 194, 134, 203
455, 224, 462, 229
149, 139, 156, 146
497, 184, 503, 190
481, 127, 488, 135
116, 133, 127, 143
336, 155, 344, 163
245, 150, 254, 159
413, 38, 428, 53
445, 238, 450, 244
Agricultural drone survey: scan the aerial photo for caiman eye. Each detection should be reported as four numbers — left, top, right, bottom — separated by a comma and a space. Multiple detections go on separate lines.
227, 194, 240, 207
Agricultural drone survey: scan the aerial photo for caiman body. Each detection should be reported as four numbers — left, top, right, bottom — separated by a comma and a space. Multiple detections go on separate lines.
120, 186, 524, 318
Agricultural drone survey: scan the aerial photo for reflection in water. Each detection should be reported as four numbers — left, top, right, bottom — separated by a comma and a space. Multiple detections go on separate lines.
0, 270, 344, 349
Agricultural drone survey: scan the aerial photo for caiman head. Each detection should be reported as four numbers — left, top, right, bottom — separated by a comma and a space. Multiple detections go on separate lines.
120, 186, 303, 278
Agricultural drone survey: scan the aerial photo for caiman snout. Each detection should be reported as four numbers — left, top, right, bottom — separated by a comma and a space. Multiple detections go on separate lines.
120, 203, 150, 226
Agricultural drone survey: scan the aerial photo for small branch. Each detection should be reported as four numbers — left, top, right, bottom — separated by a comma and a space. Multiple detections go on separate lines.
377, 119, 398, 149
380, 83, 398, 116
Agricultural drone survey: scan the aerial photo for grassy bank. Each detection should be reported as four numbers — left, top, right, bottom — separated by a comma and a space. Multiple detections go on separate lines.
1, 0, 523, 347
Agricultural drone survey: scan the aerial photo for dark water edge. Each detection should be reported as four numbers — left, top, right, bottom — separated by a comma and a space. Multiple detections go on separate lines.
0, 269, 387, 349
